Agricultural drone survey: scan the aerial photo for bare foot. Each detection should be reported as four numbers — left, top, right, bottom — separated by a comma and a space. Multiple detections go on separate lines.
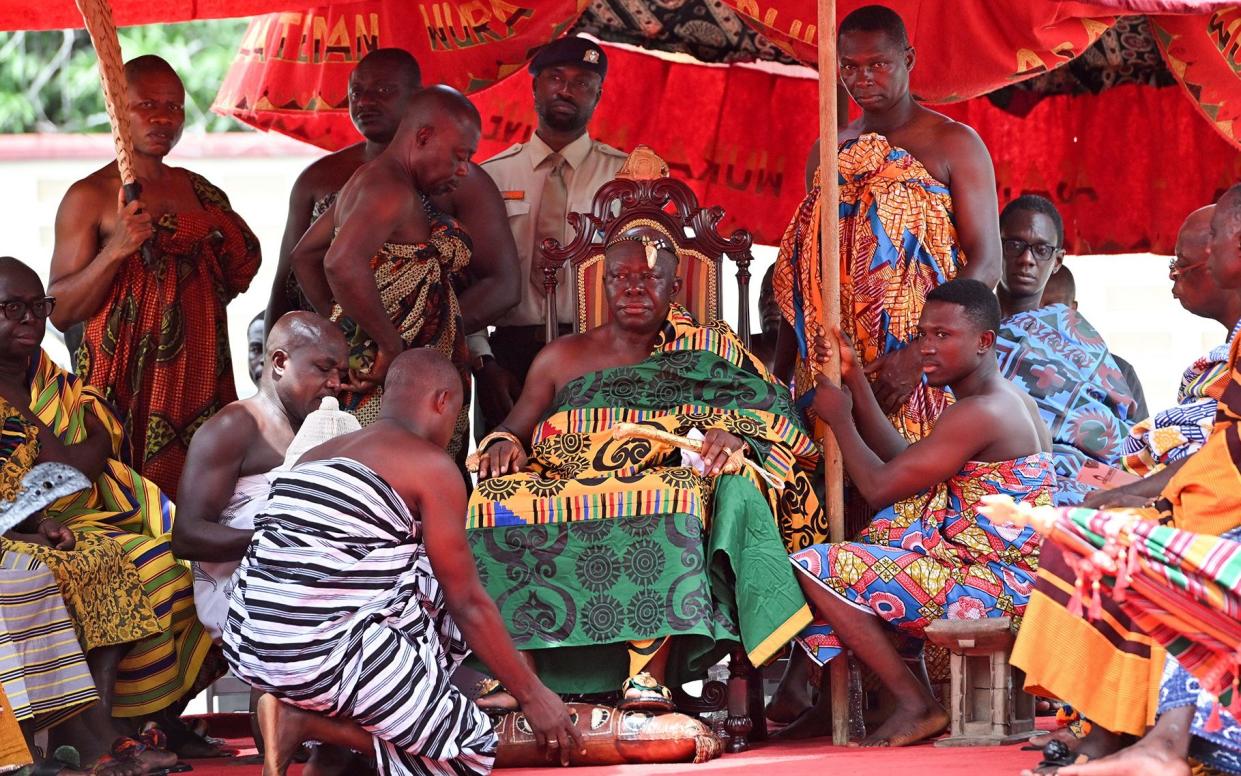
1058, 732, 1191, 776
770, 707, 835, 741
766, 682, 813, 725
852, 702, 948, 747
475, 689, 519, 713
257, 694, 314, 776
1028, 726, 1080, 750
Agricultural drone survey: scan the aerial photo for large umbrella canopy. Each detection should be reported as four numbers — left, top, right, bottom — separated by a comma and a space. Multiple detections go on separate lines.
0, 0, 362, 30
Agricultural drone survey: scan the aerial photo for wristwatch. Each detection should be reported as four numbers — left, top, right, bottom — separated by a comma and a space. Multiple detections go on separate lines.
470, 354, 495, 374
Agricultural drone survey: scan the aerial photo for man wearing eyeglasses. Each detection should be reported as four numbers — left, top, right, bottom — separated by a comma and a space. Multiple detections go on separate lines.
469, 36, 628, 439
994, 194, 1138, 505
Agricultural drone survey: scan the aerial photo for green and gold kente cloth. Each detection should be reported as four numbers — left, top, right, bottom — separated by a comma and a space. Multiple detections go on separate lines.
467, 305, 822, 693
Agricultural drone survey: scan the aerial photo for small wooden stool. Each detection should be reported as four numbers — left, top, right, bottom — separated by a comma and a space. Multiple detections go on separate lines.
923, 617, 1037, 747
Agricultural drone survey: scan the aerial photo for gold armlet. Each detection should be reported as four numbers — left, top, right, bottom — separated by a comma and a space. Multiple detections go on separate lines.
465, 431, 525, 473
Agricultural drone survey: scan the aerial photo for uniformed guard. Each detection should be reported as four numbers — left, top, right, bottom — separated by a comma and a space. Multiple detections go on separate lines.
469, 35, 628, 436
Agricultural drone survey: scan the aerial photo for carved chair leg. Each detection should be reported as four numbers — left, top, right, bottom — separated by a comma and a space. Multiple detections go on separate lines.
725, 648, 755, 753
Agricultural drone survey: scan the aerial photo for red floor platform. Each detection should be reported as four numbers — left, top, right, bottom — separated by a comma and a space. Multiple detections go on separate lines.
184, 716, 1047, 776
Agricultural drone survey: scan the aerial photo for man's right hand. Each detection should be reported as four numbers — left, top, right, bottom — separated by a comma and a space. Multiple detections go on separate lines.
477, 440, 527, 481
104, 187, 153, 259
516, 685, 586, 766
475, 359, 521, 428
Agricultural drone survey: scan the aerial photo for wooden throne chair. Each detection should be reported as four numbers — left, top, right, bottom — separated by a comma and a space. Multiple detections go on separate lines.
536, 146, 768, 751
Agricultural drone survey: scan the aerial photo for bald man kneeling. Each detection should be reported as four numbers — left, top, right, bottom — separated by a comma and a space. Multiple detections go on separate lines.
171, 311, 349, 641
222, 349, 580, 776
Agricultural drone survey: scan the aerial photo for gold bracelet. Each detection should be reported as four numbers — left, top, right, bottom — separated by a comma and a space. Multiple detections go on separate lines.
465, 431, 525, 473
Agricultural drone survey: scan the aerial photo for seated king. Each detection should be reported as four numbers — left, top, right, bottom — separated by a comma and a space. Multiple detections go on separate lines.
467, 215, 822, 710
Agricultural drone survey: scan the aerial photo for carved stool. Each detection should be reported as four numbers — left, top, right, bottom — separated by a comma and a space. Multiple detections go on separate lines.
923, 617, 1037, 747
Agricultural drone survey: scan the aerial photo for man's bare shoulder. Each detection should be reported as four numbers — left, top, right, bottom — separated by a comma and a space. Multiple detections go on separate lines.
921, 111, 988, 156
61, 164, 121, 207
296, 144, 365, 191
190, 399, 262, 453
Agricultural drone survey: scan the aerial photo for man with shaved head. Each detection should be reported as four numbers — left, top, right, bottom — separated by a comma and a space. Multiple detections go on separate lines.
49, 54, 261, 501
172, 311, 348, 642
268, 48, 518, 397
291, 86, 486, 470
225, 348, 582, 776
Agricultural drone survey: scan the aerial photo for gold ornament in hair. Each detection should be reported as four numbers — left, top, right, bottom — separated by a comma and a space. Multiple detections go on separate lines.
606, 221, 681, 269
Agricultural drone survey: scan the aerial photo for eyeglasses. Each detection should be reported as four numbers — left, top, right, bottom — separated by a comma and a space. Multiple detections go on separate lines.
0, 297, 55, 321
1002, 239, 1060, 262
1168, 258, 1208, 280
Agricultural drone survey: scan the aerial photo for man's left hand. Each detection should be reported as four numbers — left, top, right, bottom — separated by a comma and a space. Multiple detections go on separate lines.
864, 345, 922, 414
37, 518, 75, 551
699, 429, 745, 476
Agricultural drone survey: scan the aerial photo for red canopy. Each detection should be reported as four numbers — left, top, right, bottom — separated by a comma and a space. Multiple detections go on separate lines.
0, 0, 368, 31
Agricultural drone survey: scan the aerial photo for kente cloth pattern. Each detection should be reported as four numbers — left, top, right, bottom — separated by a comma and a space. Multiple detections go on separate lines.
224, 458, 495, 776
466, 306, 817, 693
0, 403, 160, 653
0, 549, 97, 731
192, 473, 269, 643
75, 171, 260, 500
331, 205, 472, 462
466, 305, 822, 547
28, 350, 212, 718
790, 454, 1052, 665
773, 133, 961, 447
996, 304, 1138, 505
1122, 321, 1241, 476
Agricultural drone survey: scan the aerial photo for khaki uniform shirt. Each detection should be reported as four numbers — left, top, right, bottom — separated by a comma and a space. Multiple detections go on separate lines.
469, 132, 627, 358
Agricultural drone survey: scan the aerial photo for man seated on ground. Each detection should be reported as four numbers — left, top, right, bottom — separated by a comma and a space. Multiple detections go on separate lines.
1015, 191, 1241, 776
469, 217, 820, 711
780, 279, 1053, 746
995, 195, 1137, 504
1040, 265, 1148, 422
0, 257, 214, 752
291, 86, 487, 469
172, 312, 347, 642
223, 349, 581, 776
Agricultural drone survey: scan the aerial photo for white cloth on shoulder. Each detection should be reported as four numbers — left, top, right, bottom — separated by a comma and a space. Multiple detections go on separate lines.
192, 473, 271, 643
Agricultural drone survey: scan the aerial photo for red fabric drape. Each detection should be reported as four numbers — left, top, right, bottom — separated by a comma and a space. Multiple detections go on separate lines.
0, 0, 364, 31
465, 45, 1238, 253
212, 0, 588, 149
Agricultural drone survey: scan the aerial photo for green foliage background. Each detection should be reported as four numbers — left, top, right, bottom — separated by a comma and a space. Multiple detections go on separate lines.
0, 20, 250, 134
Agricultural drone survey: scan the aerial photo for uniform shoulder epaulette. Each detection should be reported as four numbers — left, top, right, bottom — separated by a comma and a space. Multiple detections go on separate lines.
593, 141, 628, 159
482, 143, 524, 165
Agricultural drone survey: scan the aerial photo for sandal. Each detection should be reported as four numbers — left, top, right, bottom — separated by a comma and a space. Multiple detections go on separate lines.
474, 678, 519, 714
111, 737, 192, 775
1033, 739, 1091, 773
616, 672, 675, 713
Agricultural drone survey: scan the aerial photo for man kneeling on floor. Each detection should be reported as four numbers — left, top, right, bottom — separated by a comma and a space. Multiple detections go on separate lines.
222, 349, 581, 775
783, 279, 1053, 745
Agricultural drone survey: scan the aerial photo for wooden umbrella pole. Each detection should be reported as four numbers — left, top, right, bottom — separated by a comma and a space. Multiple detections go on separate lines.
74, 0, 143, 207
816, 0, 848, 747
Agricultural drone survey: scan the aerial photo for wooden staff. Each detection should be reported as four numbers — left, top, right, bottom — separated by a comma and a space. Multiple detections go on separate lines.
816, 0, 849, 747
73, 0, 153, 262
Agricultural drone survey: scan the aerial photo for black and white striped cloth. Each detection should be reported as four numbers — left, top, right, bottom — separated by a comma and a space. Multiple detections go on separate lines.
222, 457, 496, 776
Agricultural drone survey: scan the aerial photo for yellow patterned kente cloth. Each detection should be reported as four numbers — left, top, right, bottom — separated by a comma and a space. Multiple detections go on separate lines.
466, 306, 820, 693
773, 133, 962, 444
27, 349, 212, 718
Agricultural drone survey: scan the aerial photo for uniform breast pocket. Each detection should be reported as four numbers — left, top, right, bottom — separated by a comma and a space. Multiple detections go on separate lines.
504, 199, 531, 220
